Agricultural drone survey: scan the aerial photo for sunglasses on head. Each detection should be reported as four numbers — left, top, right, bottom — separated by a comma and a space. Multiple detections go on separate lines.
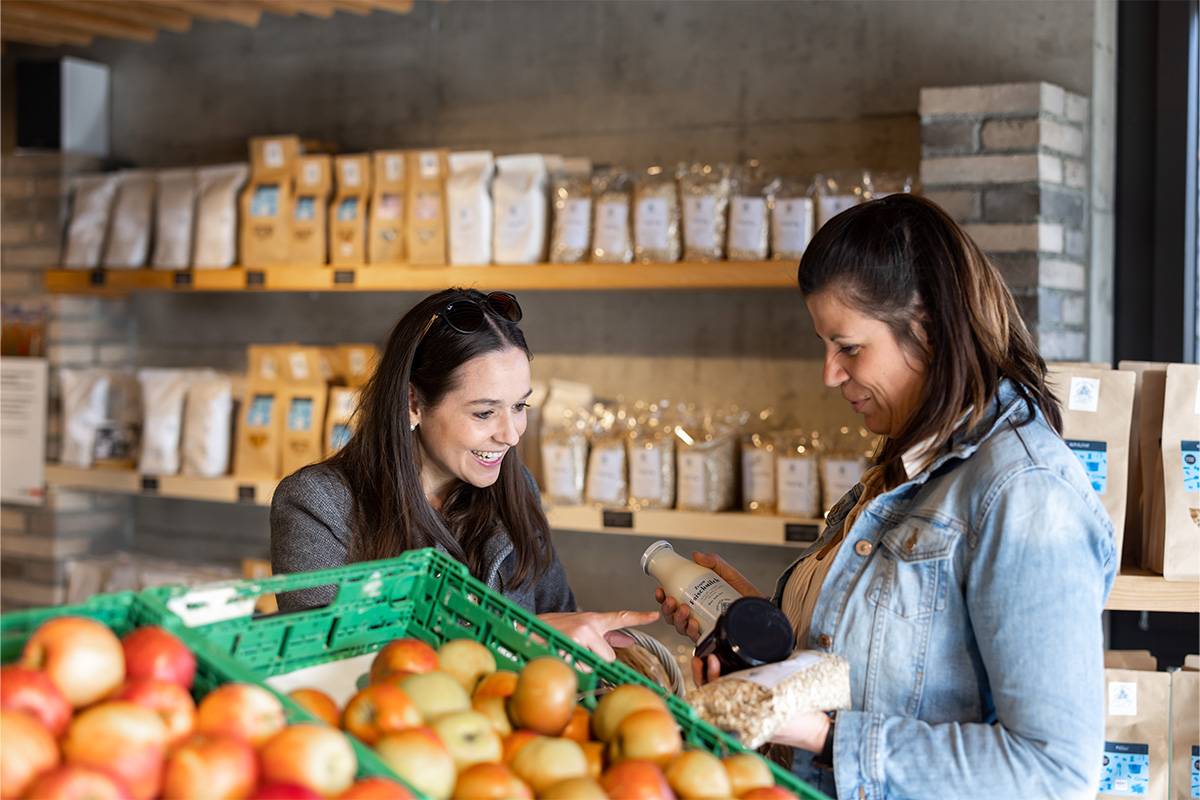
419, 291, 523, 342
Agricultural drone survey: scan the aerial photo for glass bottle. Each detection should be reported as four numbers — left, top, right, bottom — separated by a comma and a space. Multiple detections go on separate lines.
640, 539, 741, 638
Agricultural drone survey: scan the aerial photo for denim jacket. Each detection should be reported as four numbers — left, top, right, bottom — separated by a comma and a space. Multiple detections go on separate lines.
773, 380, 1117, 800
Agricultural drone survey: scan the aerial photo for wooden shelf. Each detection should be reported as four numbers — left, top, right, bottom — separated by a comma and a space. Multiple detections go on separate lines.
43, 464, 1197, 613
43, 261, 798, 294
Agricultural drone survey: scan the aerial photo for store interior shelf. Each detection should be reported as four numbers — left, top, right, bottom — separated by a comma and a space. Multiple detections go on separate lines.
42, 464, 1196, 613
43, 261, 799, 294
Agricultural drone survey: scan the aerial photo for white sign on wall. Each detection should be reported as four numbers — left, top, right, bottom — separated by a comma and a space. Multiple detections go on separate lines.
1, 357, 48, 506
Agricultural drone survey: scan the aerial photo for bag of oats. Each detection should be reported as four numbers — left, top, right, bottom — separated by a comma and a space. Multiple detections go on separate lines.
1100, 667, 1171, 800
152, 169, 196, 270
103, 170, 156, 268
591, 169, 634, 263
64, 174, 118, 269
678, 162, 731, 262
193, 163, 249, 269
446, 150, 494, 266
685, 650, 851, 750
550, 157, 593, 264
633, 167, 681, 263
814, 170, 868, 230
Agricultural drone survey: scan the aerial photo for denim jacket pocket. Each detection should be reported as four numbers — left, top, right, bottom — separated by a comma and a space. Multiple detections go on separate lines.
870, 518, 960, 619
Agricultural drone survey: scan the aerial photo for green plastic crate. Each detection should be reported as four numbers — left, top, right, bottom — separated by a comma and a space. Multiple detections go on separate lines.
139, 548, 830, 800
0, 591, 409, 790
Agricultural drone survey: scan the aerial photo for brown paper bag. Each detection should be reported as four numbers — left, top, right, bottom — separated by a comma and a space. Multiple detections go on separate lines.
1105, 650, 1159, 671
1100, 667, 1171, 799
1119, 362, 1172, 569
405, 149, 448, 265
1169, 668, 1198, 799
1047, 365, 1136, 559
241, 136, 300, 266
233, 346, 283, 478
290, 154, 332, 265
278, 348, 329, 479
330, 154, 371, 266
338, 344, 378, 389
1138, 369, 1170, 573
1159, 364, 1200, 582
368, 151, 406, 264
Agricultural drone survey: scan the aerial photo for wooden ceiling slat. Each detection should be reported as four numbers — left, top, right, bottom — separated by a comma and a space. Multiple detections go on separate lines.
363, 0, 414, 14
67, 0, 194, 33
325, 0, 374, 15
2, 0, 160, 42
243, 0, 297, 17
1, 19, 94, 47
292, 1, 337, 20
142, 0, 263, 27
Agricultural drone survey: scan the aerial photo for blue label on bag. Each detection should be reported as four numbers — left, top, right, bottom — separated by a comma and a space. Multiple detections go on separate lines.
1067, 440, 1108, 494
294, 196, 316, 222
337, 196, 359, 222
330, 423, 351, 451
1191, 744, 1198, 798
287, 397, 314, 432
1099, 741, 1149, 796
1182, 441, 1199, 492
247, 395, 274, 427
251, 185, 280, 217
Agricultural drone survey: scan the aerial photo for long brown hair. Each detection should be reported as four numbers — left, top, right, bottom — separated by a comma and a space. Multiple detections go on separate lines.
797, 194, 1061, 491
327, 288, 552, 589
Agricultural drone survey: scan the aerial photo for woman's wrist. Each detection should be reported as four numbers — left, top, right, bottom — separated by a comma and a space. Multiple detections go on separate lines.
811, 711, 836, 770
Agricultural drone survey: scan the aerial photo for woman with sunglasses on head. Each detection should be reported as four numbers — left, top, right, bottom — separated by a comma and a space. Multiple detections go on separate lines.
271, 287, 657, 661
657, 196, 1116, 799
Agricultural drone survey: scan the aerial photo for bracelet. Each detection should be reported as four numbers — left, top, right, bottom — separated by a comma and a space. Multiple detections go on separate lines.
812, 711, 836, 771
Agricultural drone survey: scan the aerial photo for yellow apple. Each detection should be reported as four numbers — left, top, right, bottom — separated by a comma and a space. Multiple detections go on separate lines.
472, 695, 514, 737
398, 671, 470, 721
452, 762, 534, 800
436, 638, 497, 694
665, 750, 731, 799
540, 775, 610, 799
606, 709, 682, 767
722, 753, 774, 796
509, 736, 590, 795
591, 683, 668, 742
430, 710, 503, 771
508, 657, 578, 737
374, 727, 456, 800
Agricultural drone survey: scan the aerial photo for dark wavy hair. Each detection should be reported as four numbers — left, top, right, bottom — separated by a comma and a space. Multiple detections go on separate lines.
327, 287, 552, 589
797, 194, 1062, 490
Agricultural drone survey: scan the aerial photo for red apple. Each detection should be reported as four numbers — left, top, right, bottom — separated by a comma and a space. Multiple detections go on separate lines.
592, 684, 668, 742
430, 710, 503, 771
195, 682, 287, 747
121, 626, 197, 690
606, 709, 682, 767
250, 784, 325, 800
0, 709, 60, 799
509, 736, 590, 796
0, 665, 72, 736
161, 735, 259, 800
341, 683, 422, 746
288, 688, 341, 727
599, 759, 677, 800
113, 678, 197, 748
471, 670, 518, 700
19, 616, 125, 708
259, 723, 357, 798
664, 750, 731, 799
63, 701, 168, 800
507, 657, 578, 737
739, 787, 800, 800
452, 763, 534, 800
19, 765, 129, 800
721, 753, 774, 797
436, 638, 497, 694
338, 777, 416, 799
374, 727, 456, 800
369, 639, 439, 685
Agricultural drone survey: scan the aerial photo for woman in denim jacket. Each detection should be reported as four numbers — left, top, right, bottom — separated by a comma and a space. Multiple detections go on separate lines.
658, 195, 1117, 800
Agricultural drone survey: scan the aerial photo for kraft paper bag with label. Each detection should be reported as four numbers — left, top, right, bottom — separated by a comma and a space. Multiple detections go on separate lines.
290, 154, 332, 265
338, 344, 377, 389
1169, 668, 1198, 800
405, 149, 449, 265
325, 385, 359, 458
234, 346, 284, 479
330, 154, 372, 266
1047, 365, 1136, 560
1119, 362, 1172, 568
1157, 363, 1200, 582
368, 151, 406, 264
1099, 667, 1171, 800
278, 347, 329, 479
240, 136, 300, 266
1105, 650, 1159, 671
1135, 368, 1170, 572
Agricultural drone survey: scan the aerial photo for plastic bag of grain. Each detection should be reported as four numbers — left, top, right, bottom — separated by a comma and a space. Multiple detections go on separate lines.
814, 170, 868, 230
584, 403, 629, 509
769, 175, 818, 262
820, 426, 875, 515
627, 400, 677, 510
728, 167, 771, 261
679, 162, 731, 262
550, 157, 594, 264
64, 174, 118, 269
633, 167, 681, 263
591, 168, 634, 263
775, 429, 822, 518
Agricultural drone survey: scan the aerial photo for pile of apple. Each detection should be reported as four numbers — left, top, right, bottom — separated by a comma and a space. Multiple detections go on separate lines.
281, 636, 802, 800
0, 615, 412, 799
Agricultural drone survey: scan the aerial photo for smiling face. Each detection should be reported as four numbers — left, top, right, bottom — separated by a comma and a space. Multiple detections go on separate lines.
806, 289, 928, 437
410, 346, 531, 507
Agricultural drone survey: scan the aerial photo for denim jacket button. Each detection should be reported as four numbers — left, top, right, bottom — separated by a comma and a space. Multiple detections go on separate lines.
817, 633, 833, 649
854, 540, 872, 556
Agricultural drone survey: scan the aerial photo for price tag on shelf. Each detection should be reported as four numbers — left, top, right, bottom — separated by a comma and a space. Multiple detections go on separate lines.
245, 270, 266, 288
333, 270, 356, 285
89, 269, 107, 286
172, 272, 193, 288
141, 476, 160, 494
601, 509, 634, 529
785, 522, 819, 543
237, 485, 256, 503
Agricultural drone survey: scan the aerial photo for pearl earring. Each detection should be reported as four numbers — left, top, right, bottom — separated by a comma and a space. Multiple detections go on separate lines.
410, 422, 417, 431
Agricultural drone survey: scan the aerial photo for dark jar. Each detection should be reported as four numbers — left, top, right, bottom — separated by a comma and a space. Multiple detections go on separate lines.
694, 596, 795, 678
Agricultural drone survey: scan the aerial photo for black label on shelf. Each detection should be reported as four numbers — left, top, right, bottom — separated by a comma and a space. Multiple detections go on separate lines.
785, 523, 820, 543
173, 272, 193, 288
333, 270, 355, 285
602, 509, 634, 528
245, 270, 266, 287
141, 476, 159, 493
89, 269, 106, 286
237, 485, 256, 503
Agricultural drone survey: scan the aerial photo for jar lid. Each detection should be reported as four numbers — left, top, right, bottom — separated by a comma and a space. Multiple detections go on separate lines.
639, 539, 673, 574
720, 596, 794, 666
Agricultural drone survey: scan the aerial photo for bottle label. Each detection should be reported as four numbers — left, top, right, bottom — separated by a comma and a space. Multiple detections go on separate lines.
683, 574, 740, 634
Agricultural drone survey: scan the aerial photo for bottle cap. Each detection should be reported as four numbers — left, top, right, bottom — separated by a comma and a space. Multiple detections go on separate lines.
640, 539, 674, 574
694, 596, 795, 676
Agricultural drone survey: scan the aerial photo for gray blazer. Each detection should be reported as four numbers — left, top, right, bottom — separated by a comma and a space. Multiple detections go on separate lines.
269, 464, 578, 615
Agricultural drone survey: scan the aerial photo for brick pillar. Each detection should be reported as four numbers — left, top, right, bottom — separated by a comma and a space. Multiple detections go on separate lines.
918, 82, 1091, 361
1, 152, 135, 610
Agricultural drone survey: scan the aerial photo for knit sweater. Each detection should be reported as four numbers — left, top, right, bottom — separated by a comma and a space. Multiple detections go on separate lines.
269, 463, 578, 614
